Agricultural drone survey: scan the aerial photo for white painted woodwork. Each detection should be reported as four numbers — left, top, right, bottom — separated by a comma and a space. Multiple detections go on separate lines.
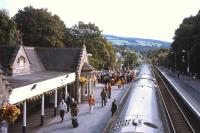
9, 73, 75, 104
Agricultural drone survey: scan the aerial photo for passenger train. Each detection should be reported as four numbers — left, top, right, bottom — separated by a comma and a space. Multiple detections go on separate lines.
109, 64, 169, 133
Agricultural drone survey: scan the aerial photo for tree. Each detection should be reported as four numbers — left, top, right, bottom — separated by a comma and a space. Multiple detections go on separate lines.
123, 51, 137, 70
171, 10, 200, 75
0, 10, 20, 46
65, 22, 116, 69
147, 48, 169, 66
14, 6, 66, 47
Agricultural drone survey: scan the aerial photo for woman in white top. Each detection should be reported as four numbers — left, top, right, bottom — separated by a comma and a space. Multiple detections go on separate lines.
59, 99, 67, 122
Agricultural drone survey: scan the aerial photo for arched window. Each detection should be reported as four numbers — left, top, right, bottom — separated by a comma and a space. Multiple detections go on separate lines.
17, 56, 26, 69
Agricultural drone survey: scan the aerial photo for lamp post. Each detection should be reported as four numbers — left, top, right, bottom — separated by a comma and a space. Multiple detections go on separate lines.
170, 51, 176, 71
182, 49, 190, 76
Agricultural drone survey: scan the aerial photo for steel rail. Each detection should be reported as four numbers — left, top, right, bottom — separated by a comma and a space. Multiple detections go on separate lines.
153, 66, 195, 133
151, 66, 175, 133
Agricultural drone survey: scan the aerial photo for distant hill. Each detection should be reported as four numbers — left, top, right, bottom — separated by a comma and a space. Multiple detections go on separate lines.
105, 35, 171, 52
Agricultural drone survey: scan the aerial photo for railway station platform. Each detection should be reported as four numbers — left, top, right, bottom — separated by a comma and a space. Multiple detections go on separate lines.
24, 83, 130, 133
35, 83, 130, 133
158, 67, 200, 117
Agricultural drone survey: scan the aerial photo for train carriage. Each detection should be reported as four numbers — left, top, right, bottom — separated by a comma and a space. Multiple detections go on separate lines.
109, 64, 169, 133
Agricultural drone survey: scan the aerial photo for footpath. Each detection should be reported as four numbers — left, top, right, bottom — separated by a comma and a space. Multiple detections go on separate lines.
35, 83, 130, 133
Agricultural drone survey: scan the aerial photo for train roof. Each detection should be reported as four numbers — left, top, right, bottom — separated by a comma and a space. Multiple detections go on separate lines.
110, 64, 164, 133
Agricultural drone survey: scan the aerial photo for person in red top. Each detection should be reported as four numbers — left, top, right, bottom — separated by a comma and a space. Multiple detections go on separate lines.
121, 78, 125, 88
88, 95, 96, 113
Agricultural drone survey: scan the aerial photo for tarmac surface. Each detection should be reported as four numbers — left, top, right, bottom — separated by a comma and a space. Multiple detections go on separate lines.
35, 83, 130, 133
158, 67, 200, 116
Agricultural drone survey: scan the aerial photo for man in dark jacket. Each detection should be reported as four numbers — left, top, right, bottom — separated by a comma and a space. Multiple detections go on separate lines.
65, 94, 72, 113
70, 98, 79, 117
70, 98, 79, 128
100, 88, 107, 107
111, 99, 118, 116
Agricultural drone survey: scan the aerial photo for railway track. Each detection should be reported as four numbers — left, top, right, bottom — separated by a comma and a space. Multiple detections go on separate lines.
153, 67, 197, 133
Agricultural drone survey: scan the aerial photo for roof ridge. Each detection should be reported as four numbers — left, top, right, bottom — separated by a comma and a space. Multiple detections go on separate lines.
24, 46, 81, 50
76, 45, 87, 75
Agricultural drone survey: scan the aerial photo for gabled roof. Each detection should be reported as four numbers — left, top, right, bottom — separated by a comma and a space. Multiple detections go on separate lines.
82, 62, 95, 72
0, 45, 84, 73
24, 47, 44, 72
34, 47, 81, 72
0, 46, 19, 68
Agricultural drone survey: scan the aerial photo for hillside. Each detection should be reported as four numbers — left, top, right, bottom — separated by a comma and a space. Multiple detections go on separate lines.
105, 35, 171, 52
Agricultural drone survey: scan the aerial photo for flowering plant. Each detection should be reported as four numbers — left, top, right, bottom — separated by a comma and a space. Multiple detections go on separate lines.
0, 103, 20, 123
79, 76, 88, 85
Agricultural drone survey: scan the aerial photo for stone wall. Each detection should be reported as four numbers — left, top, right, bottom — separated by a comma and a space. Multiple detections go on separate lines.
75, 45, 95, 103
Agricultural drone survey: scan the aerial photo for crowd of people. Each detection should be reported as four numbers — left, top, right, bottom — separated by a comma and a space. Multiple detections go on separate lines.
96, 70, 136, 86
59, 89, 118, 127
58, 70, 136, 128
58, 88, 118, 128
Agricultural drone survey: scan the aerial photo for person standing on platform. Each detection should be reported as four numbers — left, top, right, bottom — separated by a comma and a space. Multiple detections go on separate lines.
0, 120, 8, 133
177, 71, 180, 79
65, 94, 72, 113
117, 79, 121, 88
88, 95, 96, 113
70, 98, 79, 117
70, 98, 79, 128
59, 99, 67, 122
111, 99, 118, 117
121, 78, 125, 88
100, 88, 107, 107
107, 83, 112, 99
104, 83, 108, 93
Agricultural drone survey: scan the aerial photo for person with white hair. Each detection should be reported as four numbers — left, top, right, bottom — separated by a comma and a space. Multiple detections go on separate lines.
59, 99, 67, 122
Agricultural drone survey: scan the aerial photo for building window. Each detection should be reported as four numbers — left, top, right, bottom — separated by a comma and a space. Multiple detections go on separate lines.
84, 75, 89, 96
84, 85, 88, 96
17, 56, 26, 69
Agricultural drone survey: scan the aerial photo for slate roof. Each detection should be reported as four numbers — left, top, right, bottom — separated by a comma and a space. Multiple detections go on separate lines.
0, 46, 82, 88
24, 47, 44, 72
0, 46, 19, 69
0, 46, 81, 72
34, 47, 81, 72
6, 71, 67, 88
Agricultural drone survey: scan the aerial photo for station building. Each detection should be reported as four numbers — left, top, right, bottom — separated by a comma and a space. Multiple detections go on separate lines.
0, 44, 95, 132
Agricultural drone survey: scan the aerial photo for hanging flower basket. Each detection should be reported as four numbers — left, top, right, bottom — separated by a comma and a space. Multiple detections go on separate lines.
0, 103, 20, 123
79, 76, 88, 85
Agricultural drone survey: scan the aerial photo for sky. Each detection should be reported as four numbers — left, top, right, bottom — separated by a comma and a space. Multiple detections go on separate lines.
0, 0, 200, 42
